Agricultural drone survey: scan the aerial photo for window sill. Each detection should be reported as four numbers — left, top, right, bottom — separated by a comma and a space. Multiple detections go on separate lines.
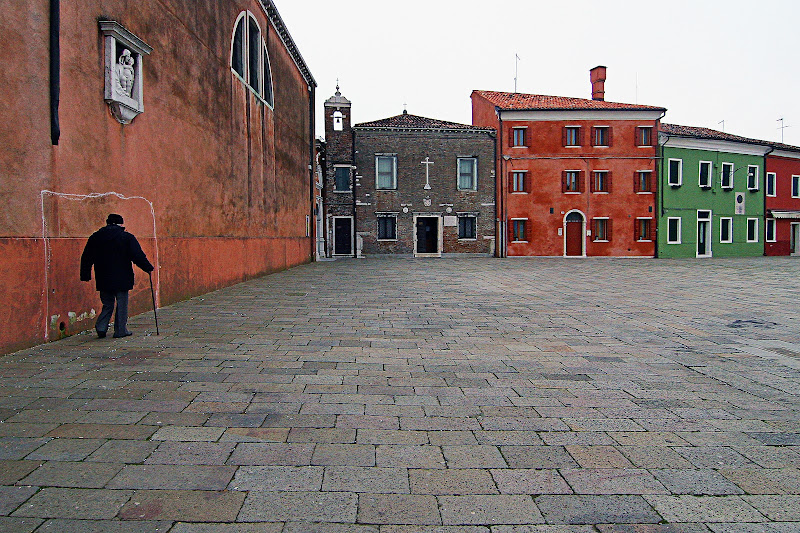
511, 191, 528, 194
637, 239, 653, 242
699, 185, 712, 190
511, 240, 528, 243
592, 191, 609, 194
667, 241, 681, 245
377, 239, 398, 242
333, 190, 352, 194
457, 188, 478, 192
669, 184, 682, 188
593, 239, 609, 243
636, 191, 654, 194
375, 188, 398, 192
564, 192, 581, 194
458, 238, 478, 241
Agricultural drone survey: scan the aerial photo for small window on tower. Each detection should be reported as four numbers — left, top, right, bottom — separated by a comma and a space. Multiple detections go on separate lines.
333, 111, 344, 131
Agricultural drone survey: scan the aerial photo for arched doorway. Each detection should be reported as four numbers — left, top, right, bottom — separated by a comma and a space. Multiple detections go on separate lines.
564, 211, 585, 256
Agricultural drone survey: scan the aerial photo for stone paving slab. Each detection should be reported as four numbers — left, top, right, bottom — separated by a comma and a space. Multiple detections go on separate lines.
2, 256, 800, 529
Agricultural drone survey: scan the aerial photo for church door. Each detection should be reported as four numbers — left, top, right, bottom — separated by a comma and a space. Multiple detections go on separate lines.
416, 217, 439, 255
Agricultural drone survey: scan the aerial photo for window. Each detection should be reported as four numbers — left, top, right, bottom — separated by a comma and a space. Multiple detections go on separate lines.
512, 128, 527, 147
511, 171, 527, 193
720, 217, 732, 243
593, 218, 610, 241
766, 218, 776, 242
458, 215, 477, 239
721, 163, 734, 189
592, 171, 610, 193
377, 215, 397, 240
458, 158, 477, 191
766, 172, 776, 197
231, 12, 274, 106
564, 127, 581, 146
636, 171, 652, 193
564, 170, 581, 193
667, 217, 681, 244
747, 165, 759, 190
511, 219, 527, 242
637, 126, 653, 146
592, 126, 610, 147
699, 161, 712, 188
668, 159, 682, 187
375, 156, 397, 189
334, 166, 350, 192
793, 176, 800, 198
636, 218, 652, 241
747, 218, 759, 242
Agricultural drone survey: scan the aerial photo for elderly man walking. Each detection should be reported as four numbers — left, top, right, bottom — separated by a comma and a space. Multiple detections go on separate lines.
80, 214, 154, 338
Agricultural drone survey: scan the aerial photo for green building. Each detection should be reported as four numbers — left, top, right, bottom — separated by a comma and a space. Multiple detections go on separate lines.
657, 125, 770, 258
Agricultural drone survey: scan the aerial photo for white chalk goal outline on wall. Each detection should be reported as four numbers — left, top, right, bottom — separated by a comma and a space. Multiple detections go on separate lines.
40, 190, 161, 341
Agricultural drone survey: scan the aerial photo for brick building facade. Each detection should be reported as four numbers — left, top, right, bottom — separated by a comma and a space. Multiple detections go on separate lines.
472, 67, 666, 257
0, 0, 316, 353
323, 89, 497, 257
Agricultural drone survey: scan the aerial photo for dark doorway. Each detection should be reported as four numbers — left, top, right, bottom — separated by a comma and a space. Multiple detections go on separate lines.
565, 212, 584, 256
333, 217, 352, 255
416, 217, 439, 255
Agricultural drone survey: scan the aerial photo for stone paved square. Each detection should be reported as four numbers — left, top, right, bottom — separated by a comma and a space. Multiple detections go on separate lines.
1, 256, 800, 528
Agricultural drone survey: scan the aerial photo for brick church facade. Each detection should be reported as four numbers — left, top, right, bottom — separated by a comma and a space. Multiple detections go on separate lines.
323, 88, 497, 257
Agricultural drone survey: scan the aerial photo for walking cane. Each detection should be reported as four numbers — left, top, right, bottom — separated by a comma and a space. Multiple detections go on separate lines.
149, 271, 159, 335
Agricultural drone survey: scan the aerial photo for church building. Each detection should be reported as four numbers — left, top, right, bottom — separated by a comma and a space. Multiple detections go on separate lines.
0, 0, 316, 353
323, 88, 497, 257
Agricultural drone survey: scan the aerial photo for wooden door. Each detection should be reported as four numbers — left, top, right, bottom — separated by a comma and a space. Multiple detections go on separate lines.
333, 218, 352, 255
565, 213, 583, 256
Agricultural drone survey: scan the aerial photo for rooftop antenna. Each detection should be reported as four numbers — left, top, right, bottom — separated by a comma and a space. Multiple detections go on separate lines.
718, 120, 725, 133
514, 54, 520, 93
778, 118, 789, 143
635, 72, 638, 105
403, 101, 407, 115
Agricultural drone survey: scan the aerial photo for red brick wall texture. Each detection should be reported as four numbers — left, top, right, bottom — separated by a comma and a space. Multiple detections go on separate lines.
0, 0, 314, 353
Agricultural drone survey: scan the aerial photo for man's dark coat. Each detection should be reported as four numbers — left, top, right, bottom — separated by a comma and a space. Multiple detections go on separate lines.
80, 224, 154, 292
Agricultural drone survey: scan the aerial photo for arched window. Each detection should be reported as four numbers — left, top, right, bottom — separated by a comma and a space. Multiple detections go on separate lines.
230, 12, 274, 107
333, 110, 343, 131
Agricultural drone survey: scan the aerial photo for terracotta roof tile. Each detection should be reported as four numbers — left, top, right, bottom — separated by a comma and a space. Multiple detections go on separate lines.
660, 123, 771, 147
472, 90, 665, 112
355, 113, 493, 131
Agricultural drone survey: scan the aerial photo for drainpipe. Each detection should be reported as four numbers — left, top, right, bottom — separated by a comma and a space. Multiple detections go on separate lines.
763, 145, 775, 256
653, 111, 666, 258
50, 0, 60, 145
309, 84, 316, 260
351, 127, 357, 258
497, 107, 506, 258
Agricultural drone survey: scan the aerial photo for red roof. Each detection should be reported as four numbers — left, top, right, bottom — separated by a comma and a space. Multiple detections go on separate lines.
356, 112, 492, 131
472, 90, 665, 112
661, 123, 770, 147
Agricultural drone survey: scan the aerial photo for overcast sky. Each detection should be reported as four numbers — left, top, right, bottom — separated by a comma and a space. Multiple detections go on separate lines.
275, 0, 800, 146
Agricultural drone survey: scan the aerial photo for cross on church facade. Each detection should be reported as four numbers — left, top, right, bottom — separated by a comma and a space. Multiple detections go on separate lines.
421, 157, 433, 190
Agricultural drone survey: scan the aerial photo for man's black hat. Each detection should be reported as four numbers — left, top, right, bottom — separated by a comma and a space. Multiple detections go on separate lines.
106, 214, 124, 225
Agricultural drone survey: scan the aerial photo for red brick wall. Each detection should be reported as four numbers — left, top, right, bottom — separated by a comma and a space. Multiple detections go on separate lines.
0, 0, 314, 353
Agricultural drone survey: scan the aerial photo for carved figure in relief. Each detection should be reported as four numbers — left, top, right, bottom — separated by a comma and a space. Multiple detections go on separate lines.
116, 49, 135, 97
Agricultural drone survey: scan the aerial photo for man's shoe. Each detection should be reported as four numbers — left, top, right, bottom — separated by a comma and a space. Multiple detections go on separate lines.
97, 331, 107, 338
113, 331, 132, 338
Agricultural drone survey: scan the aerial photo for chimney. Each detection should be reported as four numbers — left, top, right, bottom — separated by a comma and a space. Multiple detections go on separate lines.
590, 65, 607, 101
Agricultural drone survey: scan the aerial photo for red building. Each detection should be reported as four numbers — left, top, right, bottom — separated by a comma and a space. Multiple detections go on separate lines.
0, 0, 316, 353
472, 67, 666, 257
766, 145, 800, 255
